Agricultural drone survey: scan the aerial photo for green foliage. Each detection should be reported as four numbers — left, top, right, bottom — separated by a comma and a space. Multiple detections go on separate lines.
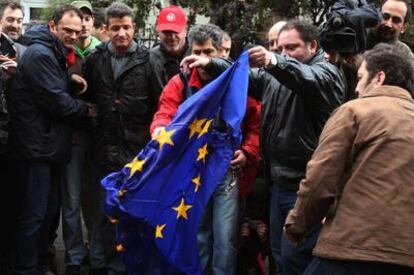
44, 0, 153, 29
41, 0, 72, 21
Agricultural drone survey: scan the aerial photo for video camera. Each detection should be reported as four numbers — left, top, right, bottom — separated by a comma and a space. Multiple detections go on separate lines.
319, 0, 382, 55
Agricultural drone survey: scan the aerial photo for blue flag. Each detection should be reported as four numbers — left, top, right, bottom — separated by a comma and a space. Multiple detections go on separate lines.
102, 52, 249, 274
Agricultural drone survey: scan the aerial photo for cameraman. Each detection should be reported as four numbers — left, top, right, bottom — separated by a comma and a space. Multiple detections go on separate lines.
319, 0, 381, 100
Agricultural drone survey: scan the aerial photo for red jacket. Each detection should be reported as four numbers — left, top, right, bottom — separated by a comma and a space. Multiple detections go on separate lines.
150, 69, 261, 198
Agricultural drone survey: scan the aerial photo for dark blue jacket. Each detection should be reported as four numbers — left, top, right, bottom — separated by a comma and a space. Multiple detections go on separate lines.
8, 25, 88, 162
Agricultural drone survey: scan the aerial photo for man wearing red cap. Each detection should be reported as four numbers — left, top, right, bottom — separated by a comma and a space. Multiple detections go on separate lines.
150, 5, 190, 96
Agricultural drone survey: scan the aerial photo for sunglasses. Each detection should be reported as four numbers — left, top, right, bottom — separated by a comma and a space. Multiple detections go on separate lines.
382, 12, 403, 24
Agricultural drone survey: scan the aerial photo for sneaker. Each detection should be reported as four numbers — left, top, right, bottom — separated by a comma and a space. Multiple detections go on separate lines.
65, 265, 81, 275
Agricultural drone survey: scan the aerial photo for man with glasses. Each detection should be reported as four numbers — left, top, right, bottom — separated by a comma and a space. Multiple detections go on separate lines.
368, 0, 412, 54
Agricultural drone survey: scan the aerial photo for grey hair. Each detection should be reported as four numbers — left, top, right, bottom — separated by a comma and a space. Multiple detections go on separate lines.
188, 24, 224, 50
106, 2, 134, 24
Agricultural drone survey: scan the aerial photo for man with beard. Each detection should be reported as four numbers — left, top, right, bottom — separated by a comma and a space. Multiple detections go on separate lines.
150, 5, 189, 95
368, 0, 412, 55
285, 43, 414, 275
0, 1, 24, 42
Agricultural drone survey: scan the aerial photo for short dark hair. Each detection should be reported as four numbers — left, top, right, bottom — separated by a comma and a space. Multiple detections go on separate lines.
279, 20, 318, 44
52, 5, 82, 25
0, 1, 24, 20
188, 24, 224, 50
105, 2, 134, 25
381, 0, 412, 23
93, 8, 105, 28
364, 43, 413, 93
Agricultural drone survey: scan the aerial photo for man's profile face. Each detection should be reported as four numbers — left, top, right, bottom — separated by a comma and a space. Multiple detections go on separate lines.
0, 7, 24, 41
49, 11, 82, 49
158, 28, 187, 56
268, 28, 279, 52
277, 29, 316, 63
378, 0, 408, 42
356, 60, 379, 97
106, 16, 135, 51
218, 39, 231, 59
191, 38, 219, 81
80, 9, 94, 40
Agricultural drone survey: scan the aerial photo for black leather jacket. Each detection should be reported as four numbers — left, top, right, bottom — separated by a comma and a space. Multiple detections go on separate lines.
149, 42, 190, 96
207, 49, 345, 190
84, 41, 159, 172
260, 49, 345, 189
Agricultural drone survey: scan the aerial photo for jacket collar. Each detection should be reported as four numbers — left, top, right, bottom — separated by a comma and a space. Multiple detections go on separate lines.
0, 32, 16, 46
307, 48, 325, 65
361, 85, 414, 103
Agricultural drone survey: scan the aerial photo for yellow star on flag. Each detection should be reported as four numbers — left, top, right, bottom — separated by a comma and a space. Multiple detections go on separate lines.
198, 119, 213, 138
153, 128, 175, 149
118, 189, 127, 198
124, 157, 146, 178
192, 174, 201, 192
155, 224, 166, 239
188, 118, 206, 138
197, 144, 208, 162
116, 244, 125, 252
172, 198, 193, 220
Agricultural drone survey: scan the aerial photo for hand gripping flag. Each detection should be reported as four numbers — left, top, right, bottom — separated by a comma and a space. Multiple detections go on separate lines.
102, 52, 249, 275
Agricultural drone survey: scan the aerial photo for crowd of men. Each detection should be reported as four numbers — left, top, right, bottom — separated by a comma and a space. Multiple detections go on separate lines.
0, 0, 413, 275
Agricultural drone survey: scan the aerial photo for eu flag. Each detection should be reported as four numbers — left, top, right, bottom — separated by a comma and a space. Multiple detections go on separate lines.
102, 52, 249, 274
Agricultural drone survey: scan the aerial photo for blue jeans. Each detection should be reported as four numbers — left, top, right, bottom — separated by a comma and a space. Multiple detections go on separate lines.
13, 161, 62, 275
304, 257, 414, 275
198, 171, 239, 275
270, 184, 320, 275
61, 130, 90, 266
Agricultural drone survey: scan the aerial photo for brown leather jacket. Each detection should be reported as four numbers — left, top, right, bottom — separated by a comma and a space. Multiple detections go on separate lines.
286, 85, 414, 268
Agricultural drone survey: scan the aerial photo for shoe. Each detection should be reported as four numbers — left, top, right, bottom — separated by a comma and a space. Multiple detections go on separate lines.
65, 265, 81, 275
89, 268, 108, 275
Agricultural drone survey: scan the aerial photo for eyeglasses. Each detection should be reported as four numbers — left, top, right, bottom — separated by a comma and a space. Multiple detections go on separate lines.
382, 12, 403, 24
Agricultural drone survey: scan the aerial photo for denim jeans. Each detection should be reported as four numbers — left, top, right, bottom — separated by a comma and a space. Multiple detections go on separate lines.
304, 257, 414, 275
61, 130, 90, 266
269, 184, 320, 275
13, 161, 62, 275
197, 171, 240, 275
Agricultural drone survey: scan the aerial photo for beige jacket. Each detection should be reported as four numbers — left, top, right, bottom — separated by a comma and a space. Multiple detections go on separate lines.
285, 85, 414, 268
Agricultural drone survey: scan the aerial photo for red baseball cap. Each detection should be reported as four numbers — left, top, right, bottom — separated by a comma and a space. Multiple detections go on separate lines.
156, 5, 187, 33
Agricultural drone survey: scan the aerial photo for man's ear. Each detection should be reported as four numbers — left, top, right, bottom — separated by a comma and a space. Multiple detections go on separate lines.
376, 71, 386, 86
401, 22, 409, 34
48, 20, 56, 34
309, 39, 318, 55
